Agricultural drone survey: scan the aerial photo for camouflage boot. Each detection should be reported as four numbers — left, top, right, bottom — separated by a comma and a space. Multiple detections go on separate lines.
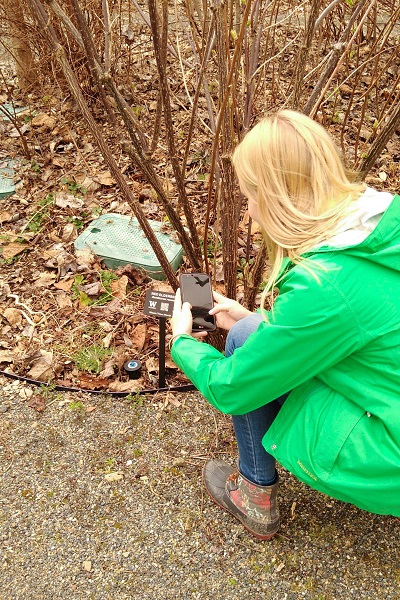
203, 459, 280, 540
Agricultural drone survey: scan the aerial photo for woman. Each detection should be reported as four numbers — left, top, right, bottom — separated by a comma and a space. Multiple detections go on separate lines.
170, 110, 400, 540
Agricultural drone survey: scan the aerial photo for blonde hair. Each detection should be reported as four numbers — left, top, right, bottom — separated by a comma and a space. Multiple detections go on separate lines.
232, 110, 366, 312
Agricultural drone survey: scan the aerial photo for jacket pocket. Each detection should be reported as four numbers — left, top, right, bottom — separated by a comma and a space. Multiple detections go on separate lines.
311, 394, 366, 479
265, 381, 366, 483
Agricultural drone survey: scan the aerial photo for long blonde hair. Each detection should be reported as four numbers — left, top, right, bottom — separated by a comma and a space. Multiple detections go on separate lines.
232, 110, 366, 310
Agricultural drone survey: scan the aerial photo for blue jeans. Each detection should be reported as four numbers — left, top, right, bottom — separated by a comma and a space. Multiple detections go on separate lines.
226, 314, 288, 486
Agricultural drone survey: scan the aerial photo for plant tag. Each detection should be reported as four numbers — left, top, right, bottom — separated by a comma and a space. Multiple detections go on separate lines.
143, 290, 175, 318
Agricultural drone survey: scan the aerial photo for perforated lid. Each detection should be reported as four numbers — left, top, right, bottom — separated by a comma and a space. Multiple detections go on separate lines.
74, 213, 183, 269
0, 160, 15, 199
1, 103, 29, 121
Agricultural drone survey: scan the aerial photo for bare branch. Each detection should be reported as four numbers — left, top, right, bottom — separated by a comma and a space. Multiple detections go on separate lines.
304, 0, 372, 117
147, 0, 202, 260
358, 101, 400, 175
203, 0, 252, 282
49, 0, 83, 49
69, 0, 116, 126
102, 0, 112, 75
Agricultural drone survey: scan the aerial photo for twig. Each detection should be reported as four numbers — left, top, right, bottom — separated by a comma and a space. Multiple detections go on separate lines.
130, 0, 192, 67
203, 0, 252, 284
212, 409, 219, 449
305, 0, 372, 117
181, 16, 217, 177
314, 0, 341, 31
102, 0, 112, 75
1, 453, 15, 478
49, 0, 84, 48
292, 0, 320, 109
358, 99, 400, 174
69, 0, 116, 126
147, 0, 202, 258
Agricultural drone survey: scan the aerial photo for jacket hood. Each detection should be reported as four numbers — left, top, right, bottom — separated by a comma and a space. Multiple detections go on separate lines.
316, 187, 394, 248
315, 189, 400, 271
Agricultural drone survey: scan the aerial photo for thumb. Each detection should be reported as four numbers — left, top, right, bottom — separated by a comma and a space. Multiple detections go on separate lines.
181, 301, 192, 316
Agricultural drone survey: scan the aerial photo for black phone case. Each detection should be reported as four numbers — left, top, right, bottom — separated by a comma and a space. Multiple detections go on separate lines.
179, 273, 216, 332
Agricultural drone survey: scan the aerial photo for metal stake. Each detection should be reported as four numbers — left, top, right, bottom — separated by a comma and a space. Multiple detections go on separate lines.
158, 316, 166, 388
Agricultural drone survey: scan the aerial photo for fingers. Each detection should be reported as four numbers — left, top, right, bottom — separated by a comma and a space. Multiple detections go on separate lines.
209, 302, 231, 315
211, 291, 235, 315
181, 301, 193, 318
171, 289, 193, 337
212, 290, 228, 302
192, 331, 208, 339
173, 289, 191, 315
173, 289, 182, 315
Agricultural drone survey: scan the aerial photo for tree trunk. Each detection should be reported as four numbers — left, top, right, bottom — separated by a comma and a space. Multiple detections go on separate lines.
4, 0, 36, 90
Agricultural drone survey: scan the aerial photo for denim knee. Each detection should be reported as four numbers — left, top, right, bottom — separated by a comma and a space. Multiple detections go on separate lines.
225, 313, 264, 357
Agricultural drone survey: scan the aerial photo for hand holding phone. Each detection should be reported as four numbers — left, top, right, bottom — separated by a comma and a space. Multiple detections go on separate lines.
179, 273, 216, 332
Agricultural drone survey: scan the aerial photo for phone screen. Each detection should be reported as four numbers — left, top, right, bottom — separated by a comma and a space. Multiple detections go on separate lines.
179, 273, 216, 332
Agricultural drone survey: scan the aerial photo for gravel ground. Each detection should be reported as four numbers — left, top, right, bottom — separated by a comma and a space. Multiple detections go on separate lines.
0, 374, 399, 600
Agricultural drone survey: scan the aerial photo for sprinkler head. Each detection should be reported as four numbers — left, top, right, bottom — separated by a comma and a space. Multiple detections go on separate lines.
123, 359, 142, 380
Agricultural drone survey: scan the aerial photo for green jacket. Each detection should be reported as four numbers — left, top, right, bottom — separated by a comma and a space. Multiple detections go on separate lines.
172, 192, 400, 516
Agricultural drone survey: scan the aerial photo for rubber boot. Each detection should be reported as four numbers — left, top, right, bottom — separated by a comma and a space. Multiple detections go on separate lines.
203, 459, 280, 540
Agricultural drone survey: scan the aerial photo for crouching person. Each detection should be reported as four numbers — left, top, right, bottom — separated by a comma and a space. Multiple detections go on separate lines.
171, 110, 400, 539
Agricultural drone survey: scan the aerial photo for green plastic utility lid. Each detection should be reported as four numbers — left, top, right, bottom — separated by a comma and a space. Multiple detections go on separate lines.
0, 160, 16, 200
74, 213, 183, 280
1, 103, 29, 121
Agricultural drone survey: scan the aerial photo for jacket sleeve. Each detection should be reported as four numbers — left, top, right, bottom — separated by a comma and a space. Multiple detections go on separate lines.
171, 265, 367, 415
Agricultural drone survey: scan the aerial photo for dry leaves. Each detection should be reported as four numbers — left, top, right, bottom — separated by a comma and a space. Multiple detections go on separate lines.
2, 242, 29, 259
145, 356, 157, 374
0, 211, 13, 223
108, 380, 141, 393
164, 392, 181, 408
87, 299, 121, 319
4, 307, 22, 326
55, 292, 73, 309
0, 350, 14, 363
99, 358, 115, 378
130, 323, 147, 351
102, 332, 113, 348
76, 171, 115, 191
33, 272, 57, 288
27, 394, 46, 412
116, 264, 148, 286
95, 171, 115, 186
61, 223, 78, 242
111, 275, 128, 299
54, 279, 74, 291
55, 192, 84, 209
73, 372, 110, 390
165, 355, 178, 369
75, 248, 97, 267
27, 350, 54, 381
31, 113, 56, 129
83, 281, 101, 296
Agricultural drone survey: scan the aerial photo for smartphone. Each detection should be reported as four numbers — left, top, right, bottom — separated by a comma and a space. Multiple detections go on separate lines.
179, 272, 216, 332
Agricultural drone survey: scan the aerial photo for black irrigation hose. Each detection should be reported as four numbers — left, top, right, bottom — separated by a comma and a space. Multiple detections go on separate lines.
0, 369, 196, 397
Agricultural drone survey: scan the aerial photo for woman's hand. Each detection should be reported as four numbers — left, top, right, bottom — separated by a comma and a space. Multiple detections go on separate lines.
171, 290, 208, 340
209, 291, 252, 331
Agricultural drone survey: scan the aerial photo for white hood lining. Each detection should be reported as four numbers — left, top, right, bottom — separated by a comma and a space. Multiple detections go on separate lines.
316, 187, 394, 249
